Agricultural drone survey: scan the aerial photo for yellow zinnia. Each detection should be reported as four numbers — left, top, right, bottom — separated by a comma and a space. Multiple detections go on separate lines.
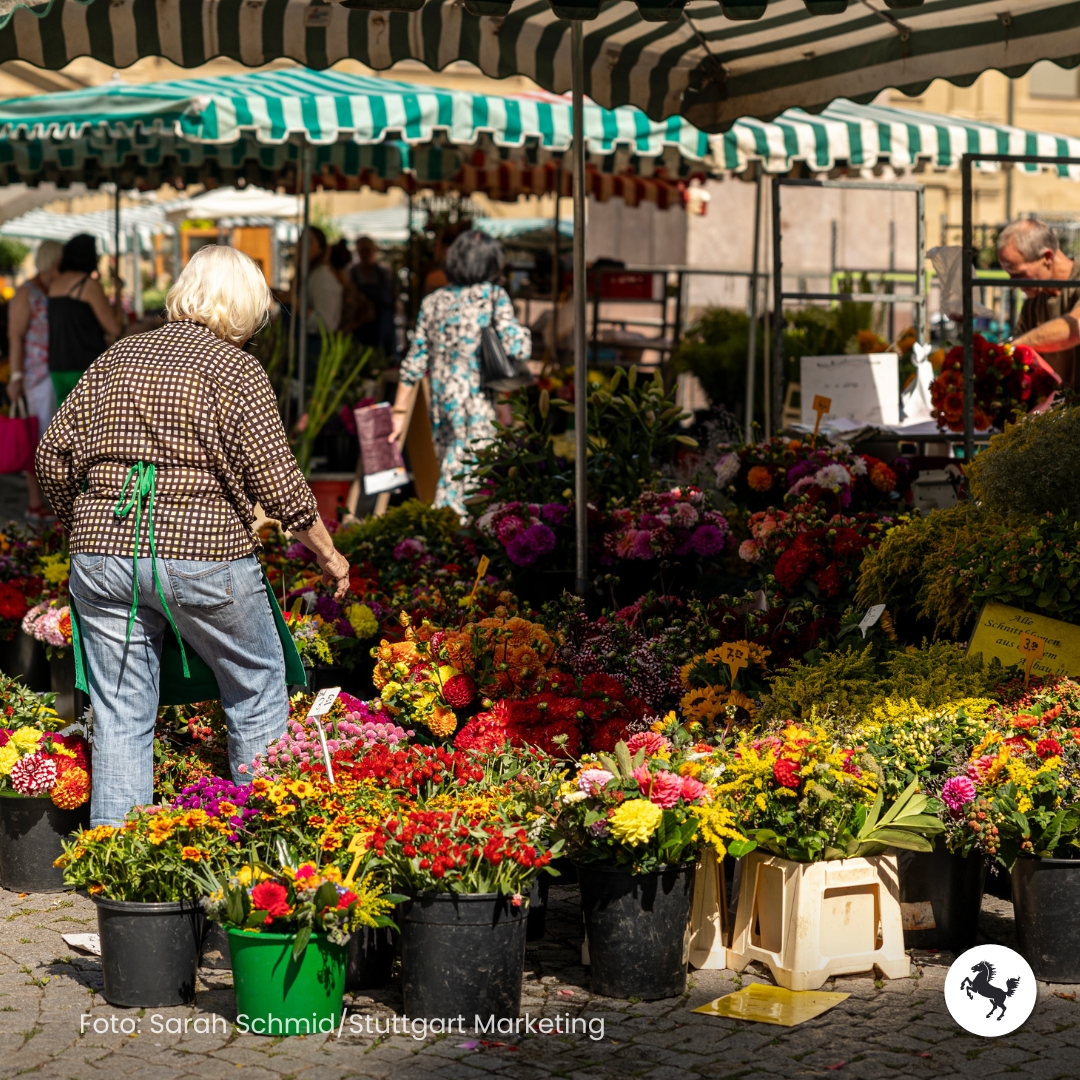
11, 728, 43, 751
0, 745, 19, 775
609, 800, 663, 847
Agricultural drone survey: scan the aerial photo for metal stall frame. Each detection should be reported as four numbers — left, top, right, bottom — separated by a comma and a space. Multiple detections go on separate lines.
961, 151, 1080, 463
770, 178, 928, 436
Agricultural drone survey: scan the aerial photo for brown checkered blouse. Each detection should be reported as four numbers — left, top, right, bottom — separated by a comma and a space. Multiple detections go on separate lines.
36, 319, 318, 560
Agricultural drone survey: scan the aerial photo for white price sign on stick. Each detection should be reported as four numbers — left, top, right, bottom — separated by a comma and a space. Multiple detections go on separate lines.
858, 605, 886, 638
306, 687, 341, 719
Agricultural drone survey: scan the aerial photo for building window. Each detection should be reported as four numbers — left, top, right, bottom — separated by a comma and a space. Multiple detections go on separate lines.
1028, 60, 1080, 99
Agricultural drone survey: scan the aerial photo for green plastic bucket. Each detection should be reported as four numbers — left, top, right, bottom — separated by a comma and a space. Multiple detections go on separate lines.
227, 929, 346, 1036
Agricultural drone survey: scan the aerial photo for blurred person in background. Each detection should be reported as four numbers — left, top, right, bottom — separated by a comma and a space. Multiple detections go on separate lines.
7, 240, 64, 522
350, 235, 395, 359
47, 233, 121, 407
389, 230, 530, 516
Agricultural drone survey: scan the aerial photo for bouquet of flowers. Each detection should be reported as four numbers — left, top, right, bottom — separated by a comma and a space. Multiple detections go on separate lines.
201, 855, 400, 960
57, 807, 235, 901
21, 601, 72, 659
154, 701, 231, 798
372, 613, 556, 739
603, 487, 730, 563
678, 641, 772, 736
552, 724, 746, 874
0, 673, 62, 730
713, 724, 943, 862
0, 727, 90, 808
283, 606, 340, 667
930, 334, 1060, 432
936, 701, 1080, 867
475, 500, 571, 570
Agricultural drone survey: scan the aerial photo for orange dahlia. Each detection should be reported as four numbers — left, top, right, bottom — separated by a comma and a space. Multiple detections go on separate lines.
747, 466, 773, 492
51, 766, 90, 809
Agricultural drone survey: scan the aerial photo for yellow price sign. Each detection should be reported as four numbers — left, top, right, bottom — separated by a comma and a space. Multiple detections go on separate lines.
1019, 631, 1046, 686
467, 555, 491, 606
343, 833, 366, 888
810, 395, 832, 446
718, 641, 750, 686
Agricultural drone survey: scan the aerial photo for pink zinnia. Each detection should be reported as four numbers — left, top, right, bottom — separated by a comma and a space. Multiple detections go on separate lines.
941, 776, 977, 814
967, 755, 996, 783
626, 732, 672, 758
633, 766, 683, 809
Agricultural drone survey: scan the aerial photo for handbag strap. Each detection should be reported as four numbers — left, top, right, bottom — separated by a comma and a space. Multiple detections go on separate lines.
9, 394, 29, 419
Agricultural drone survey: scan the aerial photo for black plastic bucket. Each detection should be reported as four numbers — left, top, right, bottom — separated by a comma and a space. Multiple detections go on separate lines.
1012, 855, 1080, 982
346, 926, 397, 991
526, 874, 550, 941
95, 898, 205, 1006
0, 794, 89, 892
399, 892, 527, 1021
577, 862, 694, 1000
898, 839, 985, 952
0, 632, 50, 691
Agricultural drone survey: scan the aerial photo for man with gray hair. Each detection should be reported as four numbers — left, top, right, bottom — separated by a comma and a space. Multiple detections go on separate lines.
999, 217, 1080, 388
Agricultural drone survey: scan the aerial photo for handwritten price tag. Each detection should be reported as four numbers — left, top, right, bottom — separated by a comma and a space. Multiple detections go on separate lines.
467, 555, 491, 606
858, 605, 886, 639
343, 833, 366, 887
811, 395, 832, 446
307, 687, 341, 719
1019, 632, 1046, 686
718, 641, 750, 685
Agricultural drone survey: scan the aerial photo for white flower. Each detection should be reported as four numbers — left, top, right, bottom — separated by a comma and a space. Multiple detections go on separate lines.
562, 790, 588, 804
713, 452, 741, 487
812, 464, 852, 491
848, 455, 867, 477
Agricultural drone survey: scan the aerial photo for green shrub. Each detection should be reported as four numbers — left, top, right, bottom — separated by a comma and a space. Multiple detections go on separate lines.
967, 406, 1080, 518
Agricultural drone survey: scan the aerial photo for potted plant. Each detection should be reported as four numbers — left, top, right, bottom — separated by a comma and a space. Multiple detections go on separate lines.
202, 852, 399, 1034
716, 723, 944, 991
552, 722, 743, 1000
936, 698, 1080, 982
368, 805, 556, 1021
57, 807, 233, 1006
0, 723, 89, 892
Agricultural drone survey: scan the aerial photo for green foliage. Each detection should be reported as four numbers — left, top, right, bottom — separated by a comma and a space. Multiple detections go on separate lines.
334, 500, 462, 556
760, 641, 1006, 722
671, 308, 761, 414
967, 406, 1080, 518
140, 286, 170, 314
0, 238, 29, 274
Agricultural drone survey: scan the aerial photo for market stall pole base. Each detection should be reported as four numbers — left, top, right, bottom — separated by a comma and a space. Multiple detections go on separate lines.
726, 851, 909, 992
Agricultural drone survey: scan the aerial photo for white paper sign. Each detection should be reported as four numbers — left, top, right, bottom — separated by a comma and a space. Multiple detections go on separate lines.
306, 687, 341, 719
859, 605, 887, 638
800, 354, 899, 427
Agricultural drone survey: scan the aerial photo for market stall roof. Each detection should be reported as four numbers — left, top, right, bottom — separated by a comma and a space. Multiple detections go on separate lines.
0, 0, 1077, 131
162, 186, 302, 221
333, 204, 427, 242
0, 203, 169, 253
0, 68, 709, 204
716, 97, 1080, 178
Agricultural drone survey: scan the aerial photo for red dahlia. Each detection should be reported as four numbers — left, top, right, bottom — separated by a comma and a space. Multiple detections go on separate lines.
442, 674, 477, 709
773, 757, 801, 790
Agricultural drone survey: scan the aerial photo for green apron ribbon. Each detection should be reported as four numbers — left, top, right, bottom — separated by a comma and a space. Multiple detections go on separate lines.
114, 461, 190, 679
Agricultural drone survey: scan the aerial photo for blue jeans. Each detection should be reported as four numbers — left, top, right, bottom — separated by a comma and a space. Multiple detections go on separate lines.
69, 553, 288, 826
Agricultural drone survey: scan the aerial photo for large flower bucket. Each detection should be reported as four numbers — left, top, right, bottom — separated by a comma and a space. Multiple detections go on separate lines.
95, 897, 205, 1007
1012, 855, 1080, 983
577, 862, 695, 1000
898, 838, 985, 953
228, 930, 346, 1036
0, 792, 88, 893
399, 892, 527, 1021
345, 926, 396, 992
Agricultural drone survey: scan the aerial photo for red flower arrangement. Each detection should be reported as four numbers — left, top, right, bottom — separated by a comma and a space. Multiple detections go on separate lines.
311, 744, 487, 795
0, 581, 32, 641
930, 334, 1060, 432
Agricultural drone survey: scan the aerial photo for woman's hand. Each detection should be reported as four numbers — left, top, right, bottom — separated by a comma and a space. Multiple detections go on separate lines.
389, 409, 407, 444
319, 549, 351, 600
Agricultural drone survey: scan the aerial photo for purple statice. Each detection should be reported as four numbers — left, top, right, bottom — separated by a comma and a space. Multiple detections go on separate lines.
174, 777, 260, 841
505, 523, 557, 567
392, 538, 426, 562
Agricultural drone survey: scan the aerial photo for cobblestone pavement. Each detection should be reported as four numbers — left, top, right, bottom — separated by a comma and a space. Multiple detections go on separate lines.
0, 883, 1078, 1080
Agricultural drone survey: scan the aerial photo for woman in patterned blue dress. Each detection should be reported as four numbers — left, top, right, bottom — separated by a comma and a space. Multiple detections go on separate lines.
390, 231, 531, 516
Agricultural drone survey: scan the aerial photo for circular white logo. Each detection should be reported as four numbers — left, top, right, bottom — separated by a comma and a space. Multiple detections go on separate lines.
945, 945, 1037, 1036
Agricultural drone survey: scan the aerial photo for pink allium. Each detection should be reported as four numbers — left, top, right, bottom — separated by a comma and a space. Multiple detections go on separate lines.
941, 776, 977, 814
577, 768, 614, 796
626, 732, 672, 758
679, 776, 708, 803
10, 752, 57, 796
633, 765, 684, 809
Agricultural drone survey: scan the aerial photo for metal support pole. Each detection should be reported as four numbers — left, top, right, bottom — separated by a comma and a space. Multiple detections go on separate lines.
916, 186, 927, 344
113, 183, 121, 312
962, 154, 975, 465
297, 143, 312, 419
572, 19, 588, 598
745, 173, 763, 441
770, 177, 783, 436
552, 166, 560, 364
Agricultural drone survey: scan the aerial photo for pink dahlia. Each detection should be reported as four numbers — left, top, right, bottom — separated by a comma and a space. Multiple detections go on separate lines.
626, 732, 672, 758
10, 752, 58, 796
577, 768, 614, 796
679, 776, 708, 803
940, 776, 977, 814
633, 766, 683, 809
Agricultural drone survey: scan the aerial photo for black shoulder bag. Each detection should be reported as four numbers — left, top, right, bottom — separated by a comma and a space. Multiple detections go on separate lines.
480, 285, 533, 392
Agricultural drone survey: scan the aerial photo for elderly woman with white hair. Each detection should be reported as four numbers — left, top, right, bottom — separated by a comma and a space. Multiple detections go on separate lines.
36, 245, 350, 825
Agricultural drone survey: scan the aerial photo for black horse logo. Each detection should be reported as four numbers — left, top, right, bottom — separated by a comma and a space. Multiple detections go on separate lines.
960, 960, 1021, 1020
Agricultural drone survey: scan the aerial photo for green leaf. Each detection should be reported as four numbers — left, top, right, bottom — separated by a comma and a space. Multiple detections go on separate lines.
291, 924, 312, 962
614, 742, 634, 778
314, 880, 339, 911
867, 828, 934, 851
727, 839, 757, 858
598, 753, 621, 779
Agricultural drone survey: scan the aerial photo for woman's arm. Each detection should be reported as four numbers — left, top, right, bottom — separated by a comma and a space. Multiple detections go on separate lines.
291, 519, 350, 600
35, 378, 88, 529
5, 284, 30, 394
492, 286, 531, 361
391, 300, 432, 442
83, 277, 123, 342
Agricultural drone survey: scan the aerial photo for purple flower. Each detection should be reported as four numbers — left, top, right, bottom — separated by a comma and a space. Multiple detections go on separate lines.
506, 523, 557, 567
495, 514, 527, 546
393, 538, 426, 561
285, 542, 317, 563
336, 618, 356, 638
690, 524, 728, 557
315, 595, 343, 622
941, 776, 977, 814
540, 502, 569, 526
631, 529, 655, 560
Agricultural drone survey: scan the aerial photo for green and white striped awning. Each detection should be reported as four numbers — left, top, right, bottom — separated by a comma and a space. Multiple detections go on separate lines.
0, 0, 1078, 130
0, 69, 709, 198
717, 98, 1080, 178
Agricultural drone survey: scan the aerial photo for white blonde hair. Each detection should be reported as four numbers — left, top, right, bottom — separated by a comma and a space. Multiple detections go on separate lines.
35, 240, 63, 276
165, 244, 271, 345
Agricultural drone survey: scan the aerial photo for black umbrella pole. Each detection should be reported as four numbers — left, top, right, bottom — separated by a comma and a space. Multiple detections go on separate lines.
961, 154, 974, 467
572, 19, 588, 598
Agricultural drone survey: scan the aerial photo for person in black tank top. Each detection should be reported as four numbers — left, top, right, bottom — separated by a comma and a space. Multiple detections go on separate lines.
48, 233, 121, 406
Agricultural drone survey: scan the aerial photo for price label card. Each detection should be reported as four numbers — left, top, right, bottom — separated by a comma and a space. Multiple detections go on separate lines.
812, 395, 832, 415
306, 687, 341, 719
859, 604, 886, 638
347, 833, 366, 854
968, 602, 1080, 678
718, 641, 750, 684
1019, 631, 1047, 686
344, 833, 366, 886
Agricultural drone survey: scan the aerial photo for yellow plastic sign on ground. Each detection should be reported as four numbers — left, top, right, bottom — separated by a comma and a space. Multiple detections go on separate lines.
968, 602, 1080, 678
694, 983, 850, 1027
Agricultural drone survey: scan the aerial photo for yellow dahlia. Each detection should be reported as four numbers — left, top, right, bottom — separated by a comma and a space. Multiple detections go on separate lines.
609, 800, 663, 847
